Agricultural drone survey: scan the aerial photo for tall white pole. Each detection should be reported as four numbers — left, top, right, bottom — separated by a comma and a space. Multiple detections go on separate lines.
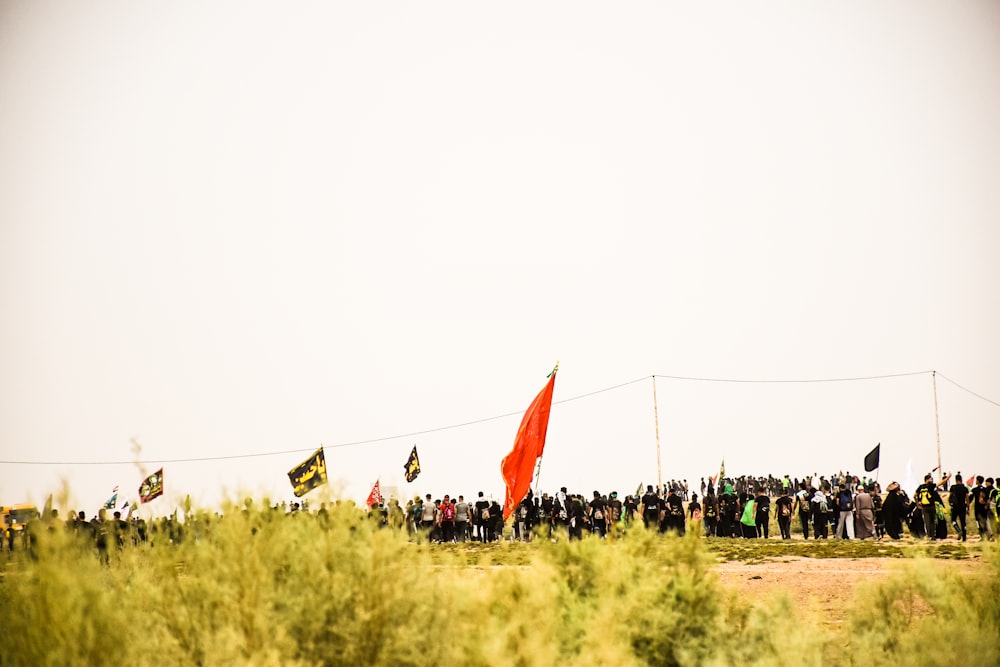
652, 376, 662, 492
932, 370, 942, 484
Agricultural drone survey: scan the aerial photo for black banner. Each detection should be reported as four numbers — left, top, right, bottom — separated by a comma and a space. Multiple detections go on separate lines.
288, 448, 328, 497
404, 445, 420, 483
864, 443, 880, 473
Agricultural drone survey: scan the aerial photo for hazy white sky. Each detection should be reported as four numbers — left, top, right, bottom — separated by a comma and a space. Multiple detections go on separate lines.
2, 2, 999, 514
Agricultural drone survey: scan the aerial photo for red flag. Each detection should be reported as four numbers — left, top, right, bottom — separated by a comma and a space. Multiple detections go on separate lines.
366, 480, 382, 508
501, 368, 557, 520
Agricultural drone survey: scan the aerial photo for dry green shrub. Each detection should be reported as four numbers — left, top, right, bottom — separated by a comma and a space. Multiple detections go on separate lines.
846, 542, 1000, 665
22, 499, 997, 666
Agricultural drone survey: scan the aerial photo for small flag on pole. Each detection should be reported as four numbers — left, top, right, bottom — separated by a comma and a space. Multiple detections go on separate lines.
713, 459, 725, 486
103, 485, 119, 509
287, 448, 327, 498
139, 470, 164, 503
366, 479, 382, 508
864, 443, 880, 473
404, 446, 421, 483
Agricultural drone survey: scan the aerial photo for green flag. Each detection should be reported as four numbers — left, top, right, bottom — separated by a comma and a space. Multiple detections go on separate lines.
740, 499, 756, 527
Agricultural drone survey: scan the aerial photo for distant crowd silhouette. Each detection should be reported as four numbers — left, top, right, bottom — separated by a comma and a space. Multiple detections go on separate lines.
4, 471, 996, 561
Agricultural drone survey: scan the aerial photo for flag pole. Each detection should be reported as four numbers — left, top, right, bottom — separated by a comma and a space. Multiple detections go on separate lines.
531, 361, 559, 498
932, 370, 942, 484
652, 375, 662, 493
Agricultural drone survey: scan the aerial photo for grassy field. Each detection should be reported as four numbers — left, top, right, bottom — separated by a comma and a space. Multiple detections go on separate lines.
1, 502, 997, 667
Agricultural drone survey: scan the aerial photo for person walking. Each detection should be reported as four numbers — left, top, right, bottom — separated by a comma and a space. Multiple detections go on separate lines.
795, 482, 812, 539
854, 484, 875, 539
774, 488, 793, 539
948, 474, 969, 541
914, 474, 944, 540
835, 483, 855, 539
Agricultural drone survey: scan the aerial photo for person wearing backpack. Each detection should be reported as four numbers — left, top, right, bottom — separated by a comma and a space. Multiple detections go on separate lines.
702, 488, 718, 537
589, 490, 608, 538
794, 482, 812, 539
810, 487, 829, 539
455, 495, 470, 542
914, 474, 944, 540
474, 491, 490, 543
835, 483, 855, 540
774, 488, 793, 539
640, 485, 661, 531
439, 495, 456, 543
971, 476, 995, 541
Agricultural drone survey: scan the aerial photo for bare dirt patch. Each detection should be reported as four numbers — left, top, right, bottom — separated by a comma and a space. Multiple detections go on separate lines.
711, 555, 982, 626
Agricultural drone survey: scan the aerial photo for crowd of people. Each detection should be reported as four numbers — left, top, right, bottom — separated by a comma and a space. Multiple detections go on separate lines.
366, 471, 1000, 544
5, 471, 997, 561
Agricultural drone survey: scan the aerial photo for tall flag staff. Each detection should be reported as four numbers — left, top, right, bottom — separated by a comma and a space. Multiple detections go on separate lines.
502, 362, 558, 521
530, 362, 559, 496
931, 370, 942, 484
652, 375, 663, 494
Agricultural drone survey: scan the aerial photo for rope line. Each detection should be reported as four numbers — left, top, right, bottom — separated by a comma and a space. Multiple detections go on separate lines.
2, 370, 995, 466
652, 370, 933, 383
937, 372, 1000, 408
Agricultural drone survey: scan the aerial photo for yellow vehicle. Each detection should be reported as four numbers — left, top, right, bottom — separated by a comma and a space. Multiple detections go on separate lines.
2, 504, 40, 548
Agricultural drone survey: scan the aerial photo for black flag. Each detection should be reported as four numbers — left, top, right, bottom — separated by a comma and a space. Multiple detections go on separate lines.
864, 443, 880, 472
404, 445, 421, 483
288, 448, 328, 497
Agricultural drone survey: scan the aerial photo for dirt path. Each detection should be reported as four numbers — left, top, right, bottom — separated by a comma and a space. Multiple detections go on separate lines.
711, 556, 982, 626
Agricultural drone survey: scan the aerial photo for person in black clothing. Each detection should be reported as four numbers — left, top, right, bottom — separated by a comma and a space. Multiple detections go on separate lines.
568, 495, 585, 540
687, 493, 702, 532
641, 485, 661, 531
970, 476, 995, 541
474, 492, 490, 543
795, 482, 812, 539
589, 491, 608, 538
948, 474, 969, 541
488, 499, 503, 542
623, 494, 638, 528
718, 484, 738, 538
914, 474, 944, 540
774, 489, 793, 539
755, 488, 771, 539
662, 487, 684, 535
539, 493, 554, 533
881, 482, 906, 539
608, 492, 623, 531
702, 489, 718, 537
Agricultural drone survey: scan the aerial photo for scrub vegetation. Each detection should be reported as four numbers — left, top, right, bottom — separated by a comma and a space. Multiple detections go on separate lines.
1, 500, 996, 667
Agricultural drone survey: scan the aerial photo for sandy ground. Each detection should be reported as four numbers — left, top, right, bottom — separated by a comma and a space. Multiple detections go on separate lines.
711, 555, 983, 626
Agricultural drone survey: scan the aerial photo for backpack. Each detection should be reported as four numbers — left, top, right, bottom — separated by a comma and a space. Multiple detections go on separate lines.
481, 507, 490, 521
442, 503, 455, 521
976, 489, 989, 509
